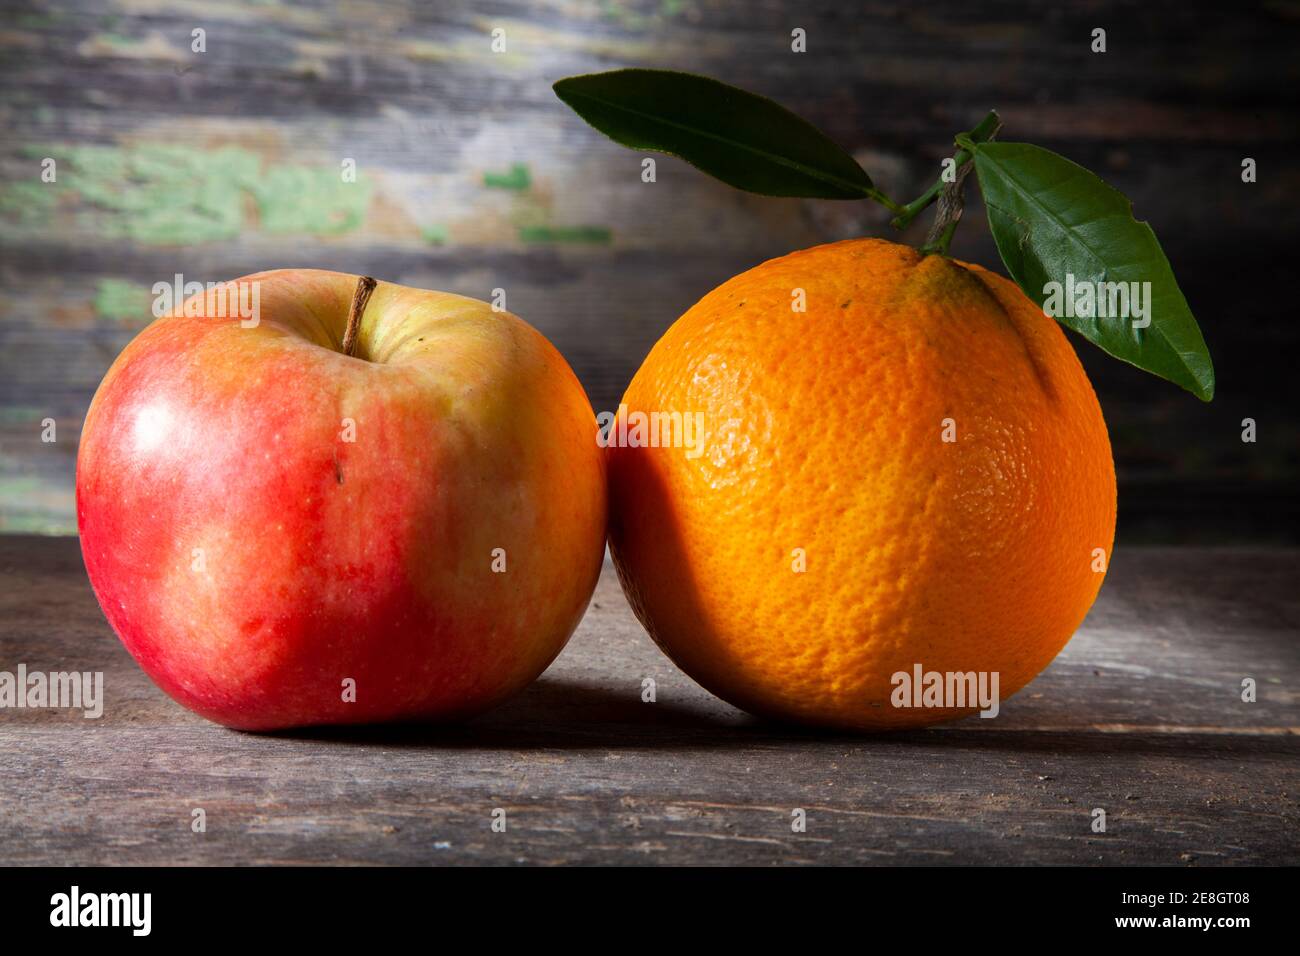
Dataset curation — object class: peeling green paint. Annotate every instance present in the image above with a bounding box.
[95,32,145,49]
[15,13,64,27]
[0,407,49,424]
[483,163,532,191]
[0,477,74,535]
[4,143,371,245]
[596,0,690,31]
[518,225,612,244]
[599,0,649,29]
[248,165,371,235]
[0,180,58,224]
[94,278,150,322]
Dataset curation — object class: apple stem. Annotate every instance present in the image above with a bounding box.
[341,276,378,358]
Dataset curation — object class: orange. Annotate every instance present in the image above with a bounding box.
[608,238,1116,729]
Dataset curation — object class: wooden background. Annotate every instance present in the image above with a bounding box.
[1,0,1297,539]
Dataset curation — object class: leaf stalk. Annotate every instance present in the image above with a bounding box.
[883,111,1001,232]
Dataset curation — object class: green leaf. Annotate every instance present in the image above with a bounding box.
[553,69,874,200]
[968,141,1214,401]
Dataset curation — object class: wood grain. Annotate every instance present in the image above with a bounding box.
[1,535,1296,865]
[1,1,1298,536]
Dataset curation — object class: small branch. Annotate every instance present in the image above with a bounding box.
[890,178,947,232]
[341,276,378,358]
[890,110,1001,232]
[865,186,906,216]
[920,159,976,256]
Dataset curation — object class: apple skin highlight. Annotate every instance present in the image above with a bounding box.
[76,270,607,731]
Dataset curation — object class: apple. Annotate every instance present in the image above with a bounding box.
[76,270,606,730]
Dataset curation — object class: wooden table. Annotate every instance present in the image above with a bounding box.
[1,535,1296,865]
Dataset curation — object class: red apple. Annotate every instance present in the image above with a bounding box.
[77,270,606,730]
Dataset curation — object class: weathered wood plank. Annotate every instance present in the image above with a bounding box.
[1,536,1296,865]
[1,1,1298,534]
